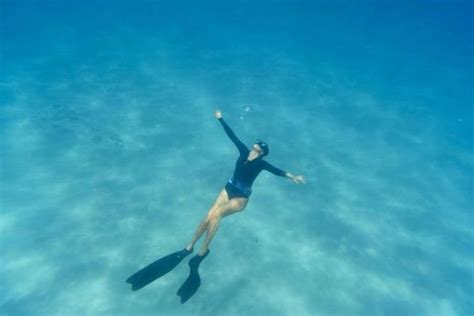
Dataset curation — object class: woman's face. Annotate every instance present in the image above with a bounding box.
[252,143,263,155]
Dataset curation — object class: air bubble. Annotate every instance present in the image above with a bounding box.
[240,104,254,120]
[243,105,253,112]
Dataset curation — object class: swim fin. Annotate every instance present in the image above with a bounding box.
[126,248,192,291]
[177,249,210,303]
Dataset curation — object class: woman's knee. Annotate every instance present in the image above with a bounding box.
[207,205,232,221]
[206,210,221,223]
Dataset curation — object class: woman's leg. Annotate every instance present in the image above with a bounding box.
[186,189,229,251]
[197,197,248,256]
[185,215,209,251]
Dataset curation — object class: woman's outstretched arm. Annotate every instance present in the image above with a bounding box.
[263,161,306,184]
[215,109,248,155]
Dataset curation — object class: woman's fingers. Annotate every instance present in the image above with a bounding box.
[294,175,306,184]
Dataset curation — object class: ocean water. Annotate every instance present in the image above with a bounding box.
[1,1,472,315]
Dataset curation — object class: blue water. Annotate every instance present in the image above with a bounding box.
[1,1,473,315]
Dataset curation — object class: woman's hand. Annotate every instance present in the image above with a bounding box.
[293,175,306,184]
[286,173,306,184]
[215,109,222,119]
[291,175,306,184]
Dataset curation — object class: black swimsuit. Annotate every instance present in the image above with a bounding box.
[218,118,286,199]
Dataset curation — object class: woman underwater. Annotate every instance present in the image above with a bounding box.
[184,109,306,260]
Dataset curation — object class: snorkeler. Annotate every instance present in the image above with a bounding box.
[127,109,305,301]
[184,109,306,259]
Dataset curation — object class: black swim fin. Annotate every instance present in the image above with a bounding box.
[177,249,210,303]
[126,248,192,291]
